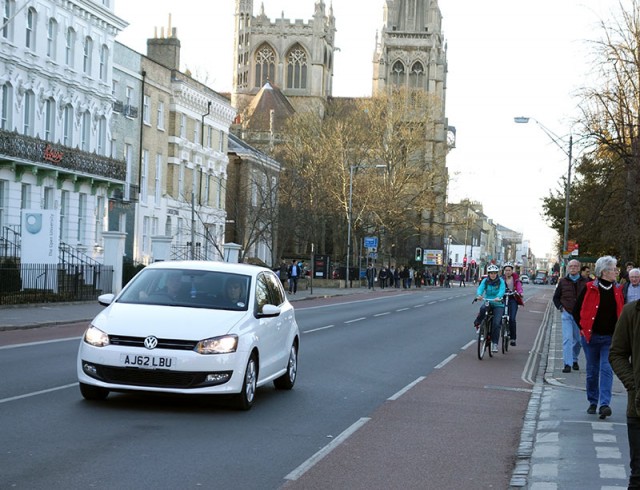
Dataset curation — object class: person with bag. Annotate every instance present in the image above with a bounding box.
[573,255,624,419]
[502,262,524,346]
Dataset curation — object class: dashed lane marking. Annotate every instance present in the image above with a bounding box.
[344,317,366,324]
[304,325,335,334]
[434,354,456,369]
[388,376,426,401]
[0,383,77,404]
[373,312,390,317]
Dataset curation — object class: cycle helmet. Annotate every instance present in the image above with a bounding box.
[502,262,514,269]
[487,264,499,273]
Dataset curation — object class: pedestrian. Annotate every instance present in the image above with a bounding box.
[610,298,640,488]
[279,259,289,287]
[393,266,400,288]
[552,259,588,374]
[624,268,640,304]
[581,265,591,280]
[378,267,388,289]
[288,259,301,294]
[502,262,523,346]
[573,255,624,419]
[459,267,466,287]
[366,263,377,290]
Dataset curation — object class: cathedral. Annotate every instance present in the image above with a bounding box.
[231,0,450,255]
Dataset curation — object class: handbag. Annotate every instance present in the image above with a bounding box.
[514,293,524,306]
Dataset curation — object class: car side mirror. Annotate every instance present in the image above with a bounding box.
[258,304,281,318]
[98,293,115,306]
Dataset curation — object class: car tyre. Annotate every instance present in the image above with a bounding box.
[235,354,257,411]
[79,382,109,401]
[274,342,298,390]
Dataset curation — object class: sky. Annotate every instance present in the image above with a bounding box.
[113,0,615,259]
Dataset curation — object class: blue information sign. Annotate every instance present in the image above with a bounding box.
[363,236,378,248]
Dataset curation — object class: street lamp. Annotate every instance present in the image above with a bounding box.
[346,164,387,288]
[514,116,573,267]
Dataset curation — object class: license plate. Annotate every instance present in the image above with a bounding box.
[120,354,176,369]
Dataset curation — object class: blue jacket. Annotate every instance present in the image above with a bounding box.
[476,277,506,308]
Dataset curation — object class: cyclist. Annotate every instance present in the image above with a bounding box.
[474,264,506,352]
[502,262,524,347]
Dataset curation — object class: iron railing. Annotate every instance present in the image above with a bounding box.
[0,262,113,305]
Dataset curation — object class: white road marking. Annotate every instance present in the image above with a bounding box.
[396,308,409,312]
[304,325,335,334]
[284,417,371,481]
[598,464,627,480]
[0,383,77,404]
[388,376,425,401]
[296,295,405,311]
[0,337,81,350]
[344,317,366,324]
[373,312,390,317]
[434,354,456,369]
[413,304,424,308]
[428,301,437,305]
[462,340,475,350]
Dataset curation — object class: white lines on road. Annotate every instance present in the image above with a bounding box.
[462,340,475,350]
[434,354,456,369]
[395,308,409,312]
[373,312,390,317]
[284,417,371,481]
[0,337,80,350]
[388,376,426,401]
[413,304,424,308]
[0,383,77,405]
[304,325,335,334]
[344,317,366,324]
[428,301,437,305]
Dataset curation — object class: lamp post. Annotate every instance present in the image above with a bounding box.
[514,117,573,268]
[346,164,387,288]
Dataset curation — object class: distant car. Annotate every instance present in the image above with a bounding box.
[77,261,300,410]
[520,275,530,284]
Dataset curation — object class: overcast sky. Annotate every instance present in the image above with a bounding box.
[114,0,615,258]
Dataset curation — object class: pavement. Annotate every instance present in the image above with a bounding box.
[0,285,633,488]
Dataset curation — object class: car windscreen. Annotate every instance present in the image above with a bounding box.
[117,269,251,311]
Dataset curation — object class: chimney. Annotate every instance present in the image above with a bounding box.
[146,14,181,70]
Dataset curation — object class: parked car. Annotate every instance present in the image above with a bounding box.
[77,261,300,410]
[520,274,530,284]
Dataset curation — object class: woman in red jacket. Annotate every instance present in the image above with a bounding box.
[573,255,624,419]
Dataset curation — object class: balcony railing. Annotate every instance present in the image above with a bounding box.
[0,129,126,181]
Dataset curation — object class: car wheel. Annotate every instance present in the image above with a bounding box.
[235,354,257,411]
[274,342,298,390]
[79,382,109,401]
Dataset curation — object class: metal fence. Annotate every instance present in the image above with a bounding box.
[0,263,113,305]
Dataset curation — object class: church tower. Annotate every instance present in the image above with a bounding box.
[373,0,450,254]
[373,0,447,98]
[231,1,336,116]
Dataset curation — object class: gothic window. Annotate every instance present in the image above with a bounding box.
[286,45,307,89]
[254,44,275,88]
[391,61,405,87]
[410,61,424,89]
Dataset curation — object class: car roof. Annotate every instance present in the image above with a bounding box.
[143,261,270,277]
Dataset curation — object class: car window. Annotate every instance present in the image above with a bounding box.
[264,272,285,306]
[117,269,250,311]
[254,274,270,314]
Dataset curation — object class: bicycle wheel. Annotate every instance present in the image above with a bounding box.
[477,321,486,360]
[501,318,510,354]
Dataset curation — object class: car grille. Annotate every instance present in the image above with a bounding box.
[87,363,232,389]
[109,335,198,351]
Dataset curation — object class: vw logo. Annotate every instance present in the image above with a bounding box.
[144,336,158,350]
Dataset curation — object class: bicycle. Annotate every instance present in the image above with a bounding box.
[473,298,494,360]
[499,292,513,354]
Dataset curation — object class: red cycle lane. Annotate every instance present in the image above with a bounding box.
[281,293,549,489]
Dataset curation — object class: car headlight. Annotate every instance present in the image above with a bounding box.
[195,335,238,355]
[83,326,110,347]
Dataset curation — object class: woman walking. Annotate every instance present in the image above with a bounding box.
[573,256,624,419]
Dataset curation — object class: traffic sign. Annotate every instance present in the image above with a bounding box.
[364,236,378,248]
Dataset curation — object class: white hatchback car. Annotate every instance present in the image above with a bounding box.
[77,261,300,410]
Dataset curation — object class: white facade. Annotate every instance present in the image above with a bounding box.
[0,0,127,259]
